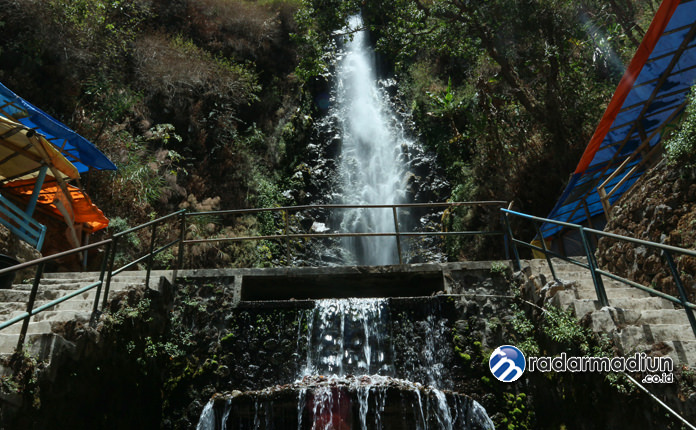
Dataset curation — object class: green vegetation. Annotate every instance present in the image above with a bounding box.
[665,89,696,169]
[490,261,509,277]
[292,0,655,259]
[0,0,305,266]
[499,392,535,430]
[0,0,662,264]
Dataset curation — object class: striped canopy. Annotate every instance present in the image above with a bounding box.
[0,82,116,173]
[542,0,696,237]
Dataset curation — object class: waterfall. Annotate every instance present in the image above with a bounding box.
[195,13,493,430]
[300,298,393,378]
[333,15,410,266]
[197,299,495,429]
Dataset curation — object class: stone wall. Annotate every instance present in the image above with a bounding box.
[596,162,696,303]
[2,262,694,429]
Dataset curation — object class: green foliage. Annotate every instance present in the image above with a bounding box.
[499,392,534,430]
[47,0,152,75]
[104,297,152,328]
[170,34,261,102]
[542,305,591,354]
[292,0,362,80]
[490,261,509,276]
[83,77,143,129]
[107,217,142,267]
[664,87,696,169]
[510,310,540,357]
[114,152,165,206]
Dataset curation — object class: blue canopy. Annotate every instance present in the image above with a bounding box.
[0,82,116,173]
[541,0,696,238]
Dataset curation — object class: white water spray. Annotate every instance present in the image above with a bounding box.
[333,15,411,266]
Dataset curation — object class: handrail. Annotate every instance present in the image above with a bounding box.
[0,201,507,353]
[0,210,186,352]
[0,238,112,276]
[502,208,696,339]
[112,209,186,238]
[185,201,508,265]
[190,201,508,216]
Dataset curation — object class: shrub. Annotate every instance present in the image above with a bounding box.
[664,87,696,169]
[133,33,260,107]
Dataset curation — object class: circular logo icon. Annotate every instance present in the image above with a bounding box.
[489,345,526,382]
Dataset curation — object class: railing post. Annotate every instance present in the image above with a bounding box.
[17,262,44,352]
[662,250,696,338]
[501,210,510,261]
[174,210,186,282]
[90,240,112,325]
[533,221,558,282]
[580,227,609,307]
[503,211,521,271]
[284,209,291,266]
[102,235,119,310]
[392,206,403,265]
[145,222,158,289]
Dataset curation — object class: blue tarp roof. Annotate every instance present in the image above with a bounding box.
[0,82,116,173]
[541,0,696,238]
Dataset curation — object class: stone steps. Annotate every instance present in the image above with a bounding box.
[0,270,165,360]
[614,326,696,356]
[0,299,95,314]
[0,333,78,376]
[527,259,696,367]
[626,309,693,326]
[4,309,92,324]
[553,295,674,318]
[575,286,654,300]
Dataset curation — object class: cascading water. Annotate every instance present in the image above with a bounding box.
[198,299,494,429]
[196,13,493,430]
[300,299,393,377]
[332,15,410,266]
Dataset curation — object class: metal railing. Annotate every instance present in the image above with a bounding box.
[0,194,46,250]
[0,209,186,351]
[184,201,508,265]
[502,208,696,338]
[0,201,507,351]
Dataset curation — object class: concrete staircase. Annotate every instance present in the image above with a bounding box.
[0,270,172,365]
[527,258,696,368]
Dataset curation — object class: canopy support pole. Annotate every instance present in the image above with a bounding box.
[24,165,47,218]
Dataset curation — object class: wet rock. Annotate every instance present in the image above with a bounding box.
[216,365,230,378]
[263,338,279,351]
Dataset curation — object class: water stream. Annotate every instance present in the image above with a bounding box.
[333,15,410,266]
[197,299,494,429]
[196,13,493,430]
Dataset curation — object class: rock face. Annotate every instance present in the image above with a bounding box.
[596,162,696,303]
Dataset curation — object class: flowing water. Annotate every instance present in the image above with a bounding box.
[300,298,393,377]
[196,13,493,430]
[197,299,494,429]
[332,15,410,266]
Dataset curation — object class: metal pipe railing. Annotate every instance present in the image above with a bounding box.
[0,210,186,350]
[0,202,506,351]
[184,201,507,267]
[502,208,696,338]
[188,201,508,217]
